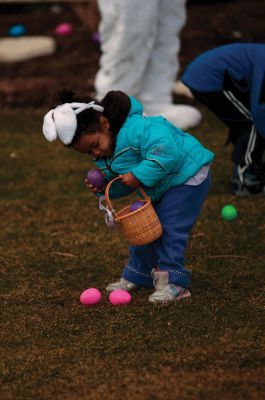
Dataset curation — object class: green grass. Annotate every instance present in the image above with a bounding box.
[0,108,265,400]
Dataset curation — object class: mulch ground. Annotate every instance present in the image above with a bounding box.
[0,0,265,107]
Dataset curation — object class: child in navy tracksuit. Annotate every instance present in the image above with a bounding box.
[42,90,214,303]
[181,43,265,195]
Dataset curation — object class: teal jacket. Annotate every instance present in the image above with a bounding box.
[95,97,214,202]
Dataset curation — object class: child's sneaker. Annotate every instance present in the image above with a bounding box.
[106,278,139,292]
[149,284,191,303]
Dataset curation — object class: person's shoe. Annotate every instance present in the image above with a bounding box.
[143,103,201,130]
[149,284,191,303]
[232,164,265,196]
[232,178,252,196]
[150,268,191,303]
[106,278,139,292]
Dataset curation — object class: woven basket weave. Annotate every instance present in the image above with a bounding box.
[105,177,162,246]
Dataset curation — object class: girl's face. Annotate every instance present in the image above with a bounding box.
[72,117,114,159]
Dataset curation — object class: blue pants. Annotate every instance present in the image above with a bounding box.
[122,171,211,288]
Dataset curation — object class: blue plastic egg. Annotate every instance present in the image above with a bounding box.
[9,24,26,37]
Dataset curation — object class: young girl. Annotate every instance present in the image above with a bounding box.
[43,90,214,303]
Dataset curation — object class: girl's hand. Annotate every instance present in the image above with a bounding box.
[119,172,141,188]
[84,179,106,193]
[85,170,106,193]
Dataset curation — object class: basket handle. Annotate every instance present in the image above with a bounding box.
[105,176,150,213]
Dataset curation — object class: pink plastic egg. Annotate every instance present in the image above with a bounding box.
[86,169,104,189]
[80,288,102,306]
[55,23,73,36]
[109,290,132,305]
[130,200,144,212]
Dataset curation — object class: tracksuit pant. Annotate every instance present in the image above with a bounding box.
[122,171,211,289]
[190,73,265,183]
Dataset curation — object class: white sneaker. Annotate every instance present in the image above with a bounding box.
[149,284,191,303]
[106,278,139,292]
[143,103,201,130]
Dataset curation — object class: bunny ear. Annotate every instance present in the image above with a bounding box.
[53,104,77,145]
[42,101,104,146]
[42,109,57,142]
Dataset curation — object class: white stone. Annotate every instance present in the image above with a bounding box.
[0,36,56,62]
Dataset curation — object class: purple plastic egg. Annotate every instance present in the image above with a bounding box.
[92,31,101,44]
[130,201,144,212]
[86,169,104,189]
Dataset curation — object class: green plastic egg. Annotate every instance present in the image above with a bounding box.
[221,204,238,221]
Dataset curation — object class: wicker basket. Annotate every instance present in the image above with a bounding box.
[105,176,162,246]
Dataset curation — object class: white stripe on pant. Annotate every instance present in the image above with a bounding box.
[223,90,257,183]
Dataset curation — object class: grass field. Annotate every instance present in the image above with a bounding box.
[1,108,265,400]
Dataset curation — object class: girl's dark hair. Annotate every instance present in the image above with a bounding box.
[52,89,131,146]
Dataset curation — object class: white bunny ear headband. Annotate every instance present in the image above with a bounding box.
[42,101,104,145]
